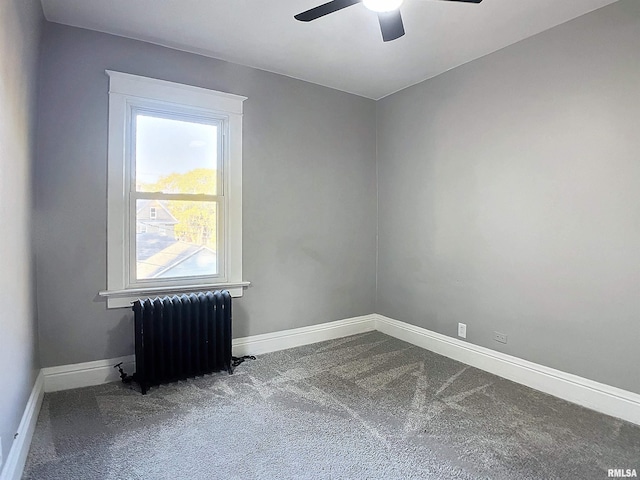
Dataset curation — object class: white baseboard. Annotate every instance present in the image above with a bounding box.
[36,313,640,427]
[0,372,44,480]
[40,315,377,393]
[42,355,135,393]
[232,314,377,356]
[375,314,640,426]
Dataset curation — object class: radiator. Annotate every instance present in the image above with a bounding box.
[132,291,232,394]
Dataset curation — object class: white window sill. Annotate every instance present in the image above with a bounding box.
[99,281,251,309]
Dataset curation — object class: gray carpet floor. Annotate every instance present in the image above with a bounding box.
[23,332,640,479]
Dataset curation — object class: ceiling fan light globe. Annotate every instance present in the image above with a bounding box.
[362,0,404,13]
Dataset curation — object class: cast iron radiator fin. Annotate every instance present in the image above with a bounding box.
[132,290,232,394]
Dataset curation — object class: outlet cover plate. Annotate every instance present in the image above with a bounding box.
[458,323,467,339]
[494,331,508,344]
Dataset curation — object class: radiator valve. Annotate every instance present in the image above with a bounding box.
[114,362,134,384]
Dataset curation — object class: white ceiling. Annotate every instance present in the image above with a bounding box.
[40,0,619,99]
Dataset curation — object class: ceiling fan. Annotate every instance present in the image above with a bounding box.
[295,0,483,42]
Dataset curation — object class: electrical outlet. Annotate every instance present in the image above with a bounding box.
[494,332,508,344]
[458,323,467,339]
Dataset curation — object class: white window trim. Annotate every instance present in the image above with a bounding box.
[99,71,249,308]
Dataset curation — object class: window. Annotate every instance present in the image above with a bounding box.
[100,71,248,308]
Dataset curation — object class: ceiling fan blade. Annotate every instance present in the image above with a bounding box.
[295,0,361,22]
[440,0,483,3]
[378,10,405,42]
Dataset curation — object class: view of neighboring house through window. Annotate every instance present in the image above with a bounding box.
[133,112,222,282]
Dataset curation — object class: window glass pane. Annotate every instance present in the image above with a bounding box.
[135,113,218,195]
[136,199,218,280]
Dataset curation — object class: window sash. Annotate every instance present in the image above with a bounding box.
[130,107,225,197]
[126,107,227,288]
[128,195,225,287]
[132,191,223,202]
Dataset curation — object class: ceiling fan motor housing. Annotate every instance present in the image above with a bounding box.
[363,0,404,13]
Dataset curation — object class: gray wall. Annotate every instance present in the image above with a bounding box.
[0,0,42,467]
[376,0,640,394]
[35,24,377,367]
